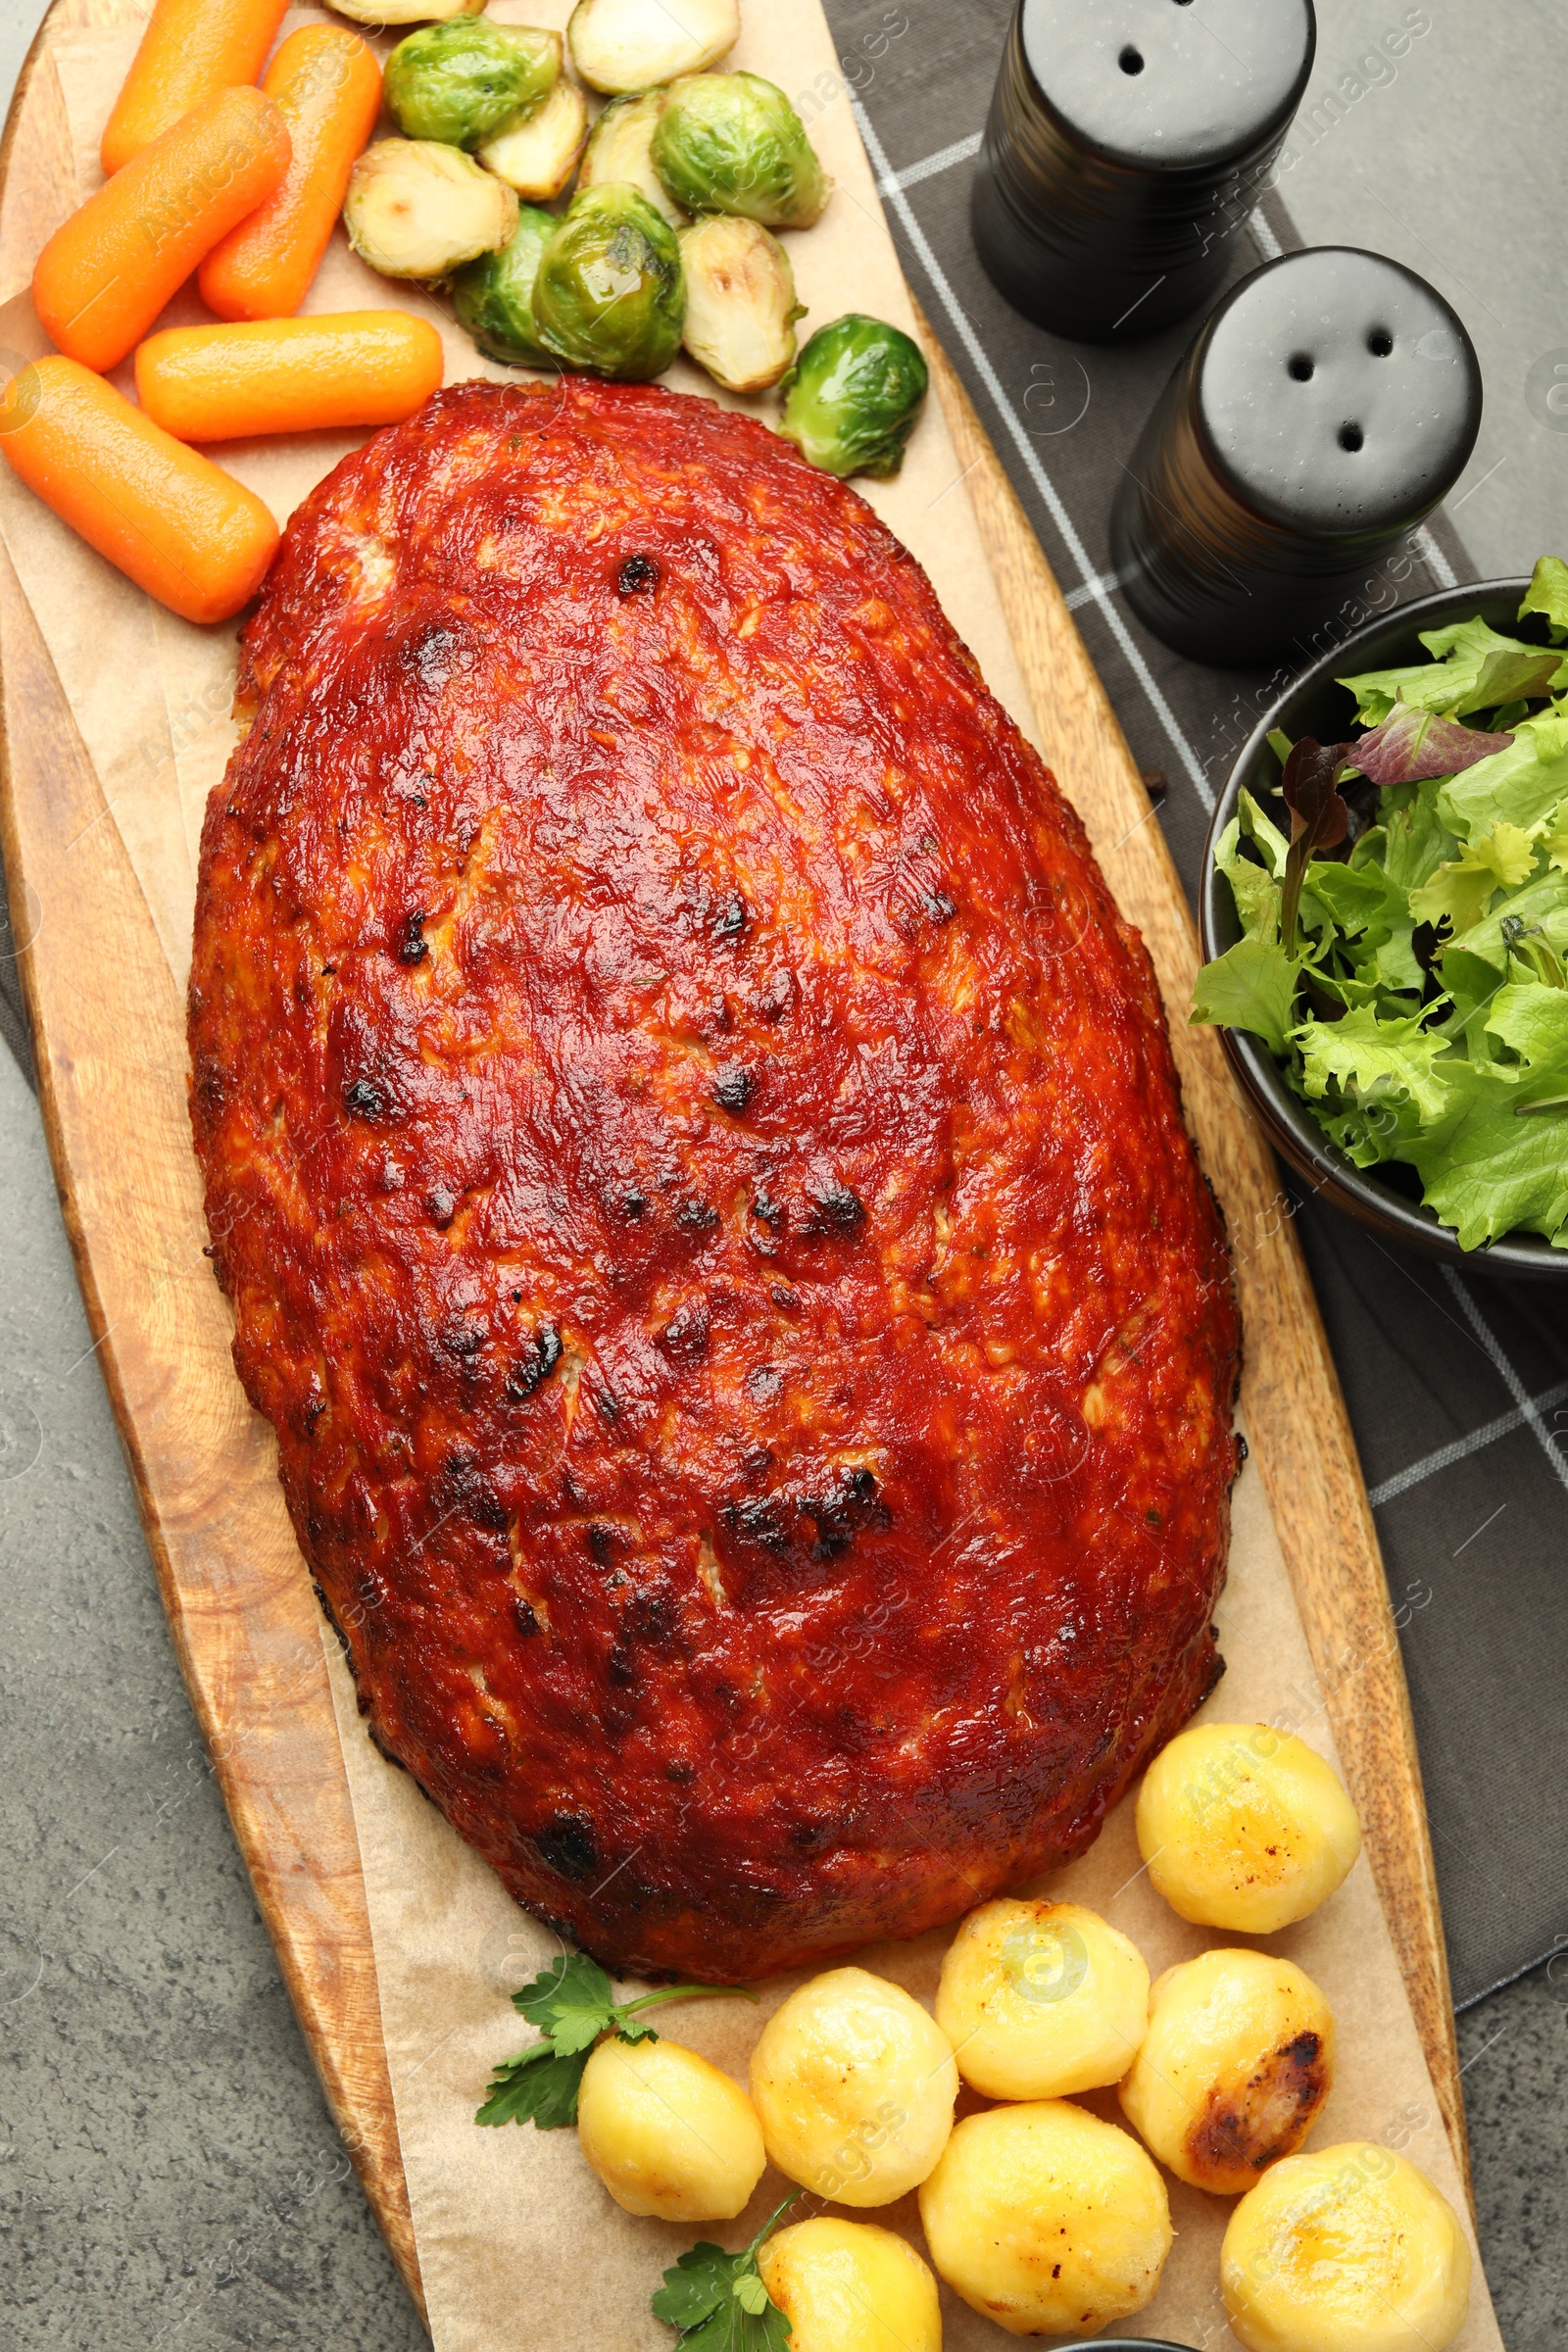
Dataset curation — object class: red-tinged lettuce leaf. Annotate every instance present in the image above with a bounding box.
[1280,737,1355,948]
[1352,702,1514,787]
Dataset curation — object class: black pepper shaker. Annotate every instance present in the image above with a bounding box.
[972,0,1315,343]
[1109,247,1483,667]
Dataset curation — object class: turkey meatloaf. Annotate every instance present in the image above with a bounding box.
[188,376,1241,1981]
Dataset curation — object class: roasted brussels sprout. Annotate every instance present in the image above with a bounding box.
[652,73,832,229]
[533,183,685,381]
[578,90,686,228]
[479,77,590,201]
[679,217,802,393]
[382,17,561,150]
[451,204,556,365]
[778,315,929,479]
[345,138,517,281]
[329,0,481,23]
[567,0,739,95]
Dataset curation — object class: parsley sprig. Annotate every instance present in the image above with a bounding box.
[475,1952,754,2130]
[652,2193,803,2352]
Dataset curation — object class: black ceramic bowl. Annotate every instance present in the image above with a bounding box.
[1200,578,1568,1280]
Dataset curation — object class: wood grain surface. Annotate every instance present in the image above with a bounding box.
[0,2,1466,2324]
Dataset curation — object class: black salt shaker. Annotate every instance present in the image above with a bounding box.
[972,0,1315,343]
[1109,247,1483,667]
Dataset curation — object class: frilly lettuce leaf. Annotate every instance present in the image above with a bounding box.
[1441,869,1568,975]
[1404,1058,1568,1249]
[1190,937,1301,1056]
[1340,617,1568,725]
[1518,555,1568,644]
[1372,777,1460,897]
[1292,1005,1454,1124]
[1484,979,1568,1070]
[1436,726,1568,846]
[1236,784,1291,879]
[1409,820,1542,934]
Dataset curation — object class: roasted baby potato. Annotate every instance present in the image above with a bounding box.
[1138,1722,1364,1934]
[1221,2142,1473,2351]
[533,183,685,380]
[749,1967,957,2207]
[452,204,556,365]
[919,2099,1172,2336]
[577,90,686,226]
[758,2218,941,2352]
[1119,1947,1335,2195]
[935,1897,1151,2101]
[344,139,518,281]
[479,77,590,201]
[576,2034,765,2221]
[679,217,802,392]
[779,316,929,480]
[652,73,832,228]
[382,18,561,150]
[567,0,739,96]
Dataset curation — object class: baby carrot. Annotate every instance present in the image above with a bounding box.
[0,357,278,626]
[101,0,290,177]
[135,313,445,441]
[33,86,291,374]
[199,26,383,321]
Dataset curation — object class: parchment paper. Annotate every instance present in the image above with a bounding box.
[0,9,1500,2347]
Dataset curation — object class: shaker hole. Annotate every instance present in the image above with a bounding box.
[1119,44,1146,73]
[1368,327,1395,357]
[1288,354,1314,382]
[1339,421,1365,453]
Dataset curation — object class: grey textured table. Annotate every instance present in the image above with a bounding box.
[1,3,1565,2348]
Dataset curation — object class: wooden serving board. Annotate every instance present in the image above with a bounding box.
[0,0,1467,2328]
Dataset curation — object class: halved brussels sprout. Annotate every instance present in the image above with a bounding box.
[329,0,481,23]
[779,315,929,479]
[479,77,590,200]
[345,138,518,281]
[451,204,556,365]
[534,183,685,381]
[567,0,739,96]
[679,217,802,393]
[577,89,685,228]
[383,18,561,150]
[652,73,831,229]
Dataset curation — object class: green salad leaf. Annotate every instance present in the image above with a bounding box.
[1518,554,1568,643]
[1192,938,1301,1056]
[1194,561,1568,1250]
[475,1953,755,2130]
[1340,615,1568,726]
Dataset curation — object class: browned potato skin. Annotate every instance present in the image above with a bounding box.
[1119,1948,1334,2196]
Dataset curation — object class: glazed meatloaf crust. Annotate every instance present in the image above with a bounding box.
[189,376,1240,1982]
